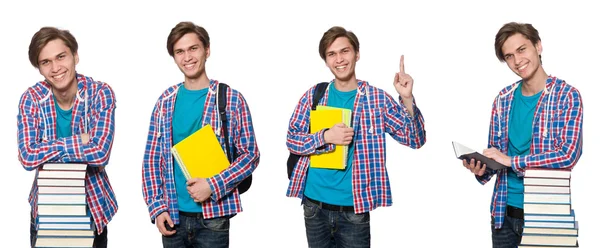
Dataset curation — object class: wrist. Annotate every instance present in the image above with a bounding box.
[322,128,330,143]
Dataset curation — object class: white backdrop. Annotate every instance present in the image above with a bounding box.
[1,0,598,247]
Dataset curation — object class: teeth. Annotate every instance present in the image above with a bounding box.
[53,73,65,80]
[336,66,346,69]
[184,63,195,69]
[518,63,527,71]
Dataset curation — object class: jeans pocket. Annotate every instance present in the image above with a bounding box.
[204,216,230,232]
[303,203,318,219]
[341,211,370,225]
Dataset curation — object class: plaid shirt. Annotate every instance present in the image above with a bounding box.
[142,80,259,224]
[17,73,118,234]
[477,76,583,229]
[286,80,426,214]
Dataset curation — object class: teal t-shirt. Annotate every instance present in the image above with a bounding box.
[53,95,72,138]
[304,83,356,206]
[507,83,542,209]
[172,86,209,212]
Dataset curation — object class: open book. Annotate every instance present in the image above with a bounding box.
[452,141,505,171]
[309,105,352,170]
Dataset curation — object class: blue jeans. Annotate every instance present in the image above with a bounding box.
[491,215,523,248]
[162,212,231,248]
[30,211,107,248]
[303,198,370,248]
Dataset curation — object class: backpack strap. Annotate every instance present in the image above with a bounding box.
[312,82,329,110]
[217,83,234,162]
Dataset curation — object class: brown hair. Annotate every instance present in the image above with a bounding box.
[494,22,542,62]
[28,27,78,68]
[319,26,360,60]
[167,22,210,57]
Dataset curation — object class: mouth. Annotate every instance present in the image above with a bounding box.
[184,62,197,70]
[517,63,528,73]
[335,65,347,71]
[52,72,66,81]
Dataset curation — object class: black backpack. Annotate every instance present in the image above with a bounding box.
[286,82,329,179]
[217,83,252,194]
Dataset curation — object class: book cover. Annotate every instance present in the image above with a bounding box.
[451,141,505,171]
[171,124,230,180]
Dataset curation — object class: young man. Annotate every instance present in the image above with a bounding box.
[141,21,260,248]
[463,22,583,247]
[17,27,118,248]
[285,26,426,247]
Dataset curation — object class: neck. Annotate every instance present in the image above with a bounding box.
[52,79,78,110]
[334,76,358,92]
[184,73,210,90]
[521,67,548,96]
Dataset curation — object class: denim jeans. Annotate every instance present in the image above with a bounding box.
[303,198,370,248]
[491,215,523,248]
[162,212,231,248]
[30,211,107,248]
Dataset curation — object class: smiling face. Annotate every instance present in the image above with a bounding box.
[325,37,360,83]
[37,39,79,92]
[172,32,210,81]
[501,33,543,81]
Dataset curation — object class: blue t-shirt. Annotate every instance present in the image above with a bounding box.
[172,86,209,212]
[304,83,356,206]
[507,83,542,209]
[53,95,72,138]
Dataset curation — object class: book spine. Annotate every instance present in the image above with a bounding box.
[171,148,191,180]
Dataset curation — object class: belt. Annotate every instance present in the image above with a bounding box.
[179,211,203,218]
[305,196,354,212]
[506,205,524,219]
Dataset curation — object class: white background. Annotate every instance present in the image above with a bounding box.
[1,0,598,247]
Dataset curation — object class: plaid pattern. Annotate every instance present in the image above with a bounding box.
[286,80,426,214]
[477,76,583,229]
[17,73,118,234]
[142,80,259,224]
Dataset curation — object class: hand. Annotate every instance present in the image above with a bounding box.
[393,55,414,100]
[155,211,176,236]
[187,178,212,202]
[463,158,487,176]
[323,123,354,145]
[81,133,90,145]
[482,148,511,167]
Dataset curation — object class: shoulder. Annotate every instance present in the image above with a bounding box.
[20,80,50,103]
[155,83,182,102]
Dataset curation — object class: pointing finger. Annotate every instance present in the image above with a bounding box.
[400,55,405,74]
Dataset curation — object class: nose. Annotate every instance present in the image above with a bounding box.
[335,53,344,63]
[51,61,60,73]
[184,51,193,61]
[514,53,524,66]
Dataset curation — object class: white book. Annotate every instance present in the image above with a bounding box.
[38,194,86,205]
[42,163,87,171]
[38,186,86,194]
[37,179,85,187]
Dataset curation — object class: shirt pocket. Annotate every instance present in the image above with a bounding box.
[360,108,384,136]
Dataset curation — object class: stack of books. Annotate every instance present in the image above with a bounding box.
[519,168,579,248]
[34,163,94,248]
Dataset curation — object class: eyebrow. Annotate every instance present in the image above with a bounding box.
[38,51,68,64]
[175,44,201,51]
[327,46,351,54]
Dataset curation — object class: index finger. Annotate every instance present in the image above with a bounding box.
[399,55,405,74]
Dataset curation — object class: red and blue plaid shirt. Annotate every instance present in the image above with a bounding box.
[142,80,259,224]
[17,73,118,234]
[286,80,426,213]
[477,76,583,229]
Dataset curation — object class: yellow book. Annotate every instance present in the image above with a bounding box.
[309,105,352,170]
[171,124,230,180]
